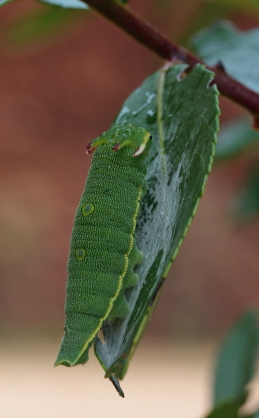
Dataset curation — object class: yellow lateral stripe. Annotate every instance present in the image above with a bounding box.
[72,185,144,365]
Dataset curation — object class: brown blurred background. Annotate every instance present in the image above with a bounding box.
[1,1,259,416]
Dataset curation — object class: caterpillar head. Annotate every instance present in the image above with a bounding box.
[85,125,151,156]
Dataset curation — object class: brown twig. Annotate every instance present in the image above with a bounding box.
[84,0,259,128]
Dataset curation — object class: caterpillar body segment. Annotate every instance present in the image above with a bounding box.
[55,125,151,367]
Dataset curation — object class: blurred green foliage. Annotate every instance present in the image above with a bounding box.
[214,311,259,406]
[191,20,259,93]
[3,4,86,50]
[207,0,259,13]
[205,311,259,418]
[216,118,259,160]
[0,0,12,5]
[232,167,259,222]
[40,0,89,9]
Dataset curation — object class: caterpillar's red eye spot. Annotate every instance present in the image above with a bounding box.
[88,147,97,155]
[112,143,120,152]
[85,141,92,153]
[85,141,97,155]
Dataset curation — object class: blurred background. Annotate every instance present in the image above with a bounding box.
[1,0,259,416]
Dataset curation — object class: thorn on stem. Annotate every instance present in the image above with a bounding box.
[215,60,226,72]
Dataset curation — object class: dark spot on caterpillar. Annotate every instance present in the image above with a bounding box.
[81,203,95,217]
[75,248,86,262]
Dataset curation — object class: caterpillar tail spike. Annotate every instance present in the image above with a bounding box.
[109,375,125,398]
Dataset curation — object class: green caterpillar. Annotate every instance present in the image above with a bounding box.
[55,125,151,369]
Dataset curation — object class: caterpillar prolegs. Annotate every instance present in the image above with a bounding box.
[55,125,151,369]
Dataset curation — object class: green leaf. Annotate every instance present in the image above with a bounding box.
[232,166,259,221]
[205,0,259,13]
[190,20,259,93]
[0,0,12,6]
[5,6,83,49]
[205,401,259,418]
[39,0,127,8]
[216,117,259,160]
[205,398,258,418]
[214,311,259,407]
[94,64,220,385]
[205,400,242,418]
[39,0,89,9]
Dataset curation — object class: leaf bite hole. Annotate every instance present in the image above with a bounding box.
[176,65,188,81]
